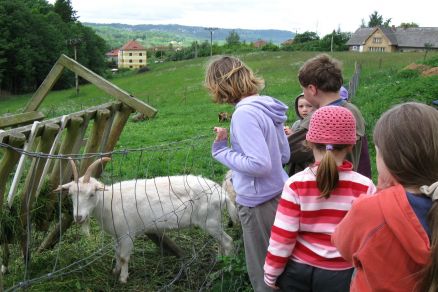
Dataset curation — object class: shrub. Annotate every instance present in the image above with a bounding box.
[422,55,438,67]
[397,69,420,79]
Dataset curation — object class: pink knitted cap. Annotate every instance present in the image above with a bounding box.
[306,106,356,145]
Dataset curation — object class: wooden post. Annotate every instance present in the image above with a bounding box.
[18,124,59,266]
[0,111,45,129]
[19,124,60,218]
[104,103,133,152]
[49,116,84,186]
[24,63,65,112]
[79,109,111,176]
[58,55,157,117]
[0,133,26,213]
[42,117,84,230]
[37,214,73,253]
[98,102,121,153]
[94,103,133,178]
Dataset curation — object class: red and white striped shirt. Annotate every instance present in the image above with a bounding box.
[264,161,376,286]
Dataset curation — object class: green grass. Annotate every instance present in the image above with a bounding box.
[1,51,438,291]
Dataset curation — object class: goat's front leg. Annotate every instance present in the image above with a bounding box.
[204,216,234,256]
[115,237,134,283]
[1,242,10,274]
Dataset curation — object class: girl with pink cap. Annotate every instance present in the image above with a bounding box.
[264,106,376,291]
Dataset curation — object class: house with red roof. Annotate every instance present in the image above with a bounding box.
[117,40,147,69]
[105,48,119,65]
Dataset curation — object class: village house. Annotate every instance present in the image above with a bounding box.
[117,40,147,69]
[105,48,119,65]
[281,39,294,46]
[253,39,267,48]
[347,26,438,52]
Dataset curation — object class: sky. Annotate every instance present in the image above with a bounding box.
[48,0,436,36]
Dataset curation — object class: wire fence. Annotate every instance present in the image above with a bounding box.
[0,134,246,291]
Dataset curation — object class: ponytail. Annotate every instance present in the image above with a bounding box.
[316,149,339,199]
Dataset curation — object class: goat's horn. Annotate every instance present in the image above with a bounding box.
[83,157,111,183]
[68,157,79,183]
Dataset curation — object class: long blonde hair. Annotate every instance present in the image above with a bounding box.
[204,56,264,104]
[310,143,351,199]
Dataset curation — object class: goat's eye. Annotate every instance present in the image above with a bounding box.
[89,193,95,198]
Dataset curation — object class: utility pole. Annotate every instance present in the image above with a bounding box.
[67,38,82,95]
[205,27,218,57]
[331,30,335,53]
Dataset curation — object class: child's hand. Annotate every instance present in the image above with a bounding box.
[213,127,228,141]
[284,126,292,136]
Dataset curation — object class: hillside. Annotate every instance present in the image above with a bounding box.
[1,51,438,291]
[85,23,294,48]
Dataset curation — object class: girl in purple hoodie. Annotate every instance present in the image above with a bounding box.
[205,56,290,292]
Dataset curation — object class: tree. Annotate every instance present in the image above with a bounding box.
[226,30,240,46]
[293,31,319,44]
[399,22,419,29]
[0,0,107,94]
[367,11,391,27]
[54,0,77,23]
[424,42,433,61]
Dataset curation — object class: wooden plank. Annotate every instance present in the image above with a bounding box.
[24,63,65,112]
[19,123,59,232]
[0,101,117,143]
[58,55,157,118]
[0,133,26,214]
[79,109,111,175]
[49,116,84,186]
[0,111,45,129]
[94,103,134,178]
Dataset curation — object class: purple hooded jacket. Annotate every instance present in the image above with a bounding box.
[212,95,290,207]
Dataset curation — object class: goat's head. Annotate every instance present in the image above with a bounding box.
[54,157,110,224]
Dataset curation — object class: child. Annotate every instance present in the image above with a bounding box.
[264,106,376,291]
[284,93,313,136]
[333,102,438,292]
[206,56,290,292]
[339,86,349,101]
[286,54,372,179]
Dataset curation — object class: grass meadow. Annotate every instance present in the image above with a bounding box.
[1,51,438,291]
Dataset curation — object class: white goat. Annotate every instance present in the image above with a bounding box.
[55,158,237,283]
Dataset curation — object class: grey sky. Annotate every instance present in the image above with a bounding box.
[48,0,436,36]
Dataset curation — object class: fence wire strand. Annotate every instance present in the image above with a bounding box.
[0,133,243,291]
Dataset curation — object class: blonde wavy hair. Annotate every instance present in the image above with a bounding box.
[204,56,264,104]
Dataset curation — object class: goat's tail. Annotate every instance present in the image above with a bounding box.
[224,190,239,225]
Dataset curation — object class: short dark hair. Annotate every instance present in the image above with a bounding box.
[298,54,343,92]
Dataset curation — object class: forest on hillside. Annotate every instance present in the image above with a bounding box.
[0,0,108,95]
[85,23,295,48]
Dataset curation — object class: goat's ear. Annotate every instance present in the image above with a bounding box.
[95,182,108,192]
[53,182,72,194]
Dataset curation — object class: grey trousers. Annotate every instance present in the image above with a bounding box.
[237,196,280,292]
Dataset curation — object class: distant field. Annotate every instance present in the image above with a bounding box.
[1,51,438,291]
[1,50,438,179]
